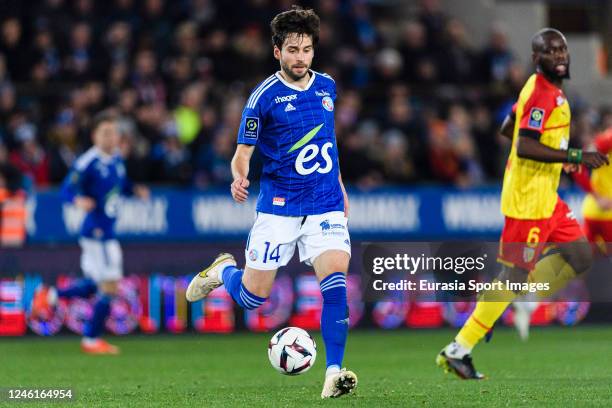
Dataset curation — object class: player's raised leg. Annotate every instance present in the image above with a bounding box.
[312,250,357,399]
[31,278,96,322]
[186,253,276,311]
[187,212,297,308]
[185,253,237,302]
[33,276,96,305]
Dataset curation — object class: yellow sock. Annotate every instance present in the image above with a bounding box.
[456,280,517,350]
[455,254,577,350]
[529,253,577,299]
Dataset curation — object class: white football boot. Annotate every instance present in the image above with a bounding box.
[321,368,358,399]
[185,253,236,302]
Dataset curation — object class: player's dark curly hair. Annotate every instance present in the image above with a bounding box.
[270,6,320,49]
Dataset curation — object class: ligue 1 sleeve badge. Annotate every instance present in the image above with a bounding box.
[322,96,334,112]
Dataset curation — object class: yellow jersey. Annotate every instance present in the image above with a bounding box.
[582,129,612,220]
[501,73,571,219]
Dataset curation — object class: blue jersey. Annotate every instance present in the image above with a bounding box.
[61,147,132,240]
[237,70,343,216]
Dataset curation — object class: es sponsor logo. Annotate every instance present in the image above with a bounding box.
[288,124,335,176]
[295,142,333,175]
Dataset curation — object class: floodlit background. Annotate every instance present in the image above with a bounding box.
[2,1,612,406]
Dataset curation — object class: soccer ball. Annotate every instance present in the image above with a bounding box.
[268,327,317,375]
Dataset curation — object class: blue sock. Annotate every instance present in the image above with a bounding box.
[320,272,349,370]
[57,278,97,299]
[222,265,266,310]
[83,294,112,338]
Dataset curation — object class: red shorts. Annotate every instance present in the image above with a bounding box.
[583,218,612,255]
[499,198,583,270]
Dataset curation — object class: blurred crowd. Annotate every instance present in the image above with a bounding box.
[0,0,611,193]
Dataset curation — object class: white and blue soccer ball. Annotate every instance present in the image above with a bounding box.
[268,327,317,375]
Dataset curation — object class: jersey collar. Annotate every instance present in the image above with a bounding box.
[536,72,563,93]
[275,70,316,92]
[93,146,117,164]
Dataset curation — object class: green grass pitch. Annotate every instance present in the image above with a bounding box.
[1,326,611,407]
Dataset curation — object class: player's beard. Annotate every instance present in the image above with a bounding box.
[281,60,310,82]
[539,59,571,81]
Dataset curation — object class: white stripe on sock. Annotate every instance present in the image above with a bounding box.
[321,282,347,293]
[320,276,346,291]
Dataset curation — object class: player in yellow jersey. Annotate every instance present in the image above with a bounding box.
[510,127,612,341]
[436,28,609,379]
[577,128,612,254]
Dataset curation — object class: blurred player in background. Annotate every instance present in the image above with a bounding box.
[185,7,356,398]
[436,28,609,379]
[32,110,149,354]
[576,128,612,254]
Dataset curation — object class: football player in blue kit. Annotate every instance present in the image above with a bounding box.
[186,7,357,399]
[33,110,149,354]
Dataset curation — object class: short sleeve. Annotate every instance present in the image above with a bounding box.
[517,87,555,140]
[237,105,262,146]
[237,76,277,145]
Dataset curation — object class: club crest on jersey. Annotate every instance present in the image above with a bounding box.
[528,107,545,129]
[322,96,334,112]
[523,246,535,263]
[244,117,259,139]
[556,96,565,106]
[272,197,285,207]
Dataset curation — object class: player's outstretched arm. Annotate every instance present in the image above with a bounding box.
[231,144,255,203]
[516,136,609,168]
